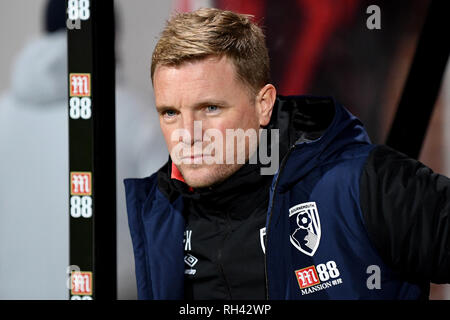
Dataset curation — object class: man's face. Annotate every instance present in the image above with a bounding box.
[153,55,271,188]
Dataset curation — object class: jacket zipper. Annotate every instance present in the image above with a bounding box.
[264,144,296,300]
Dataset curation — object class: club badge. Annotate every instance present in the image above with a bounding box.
[289,202,321,256]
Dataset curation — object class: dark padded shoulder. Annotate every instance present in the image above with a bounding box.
[360,145,450,285]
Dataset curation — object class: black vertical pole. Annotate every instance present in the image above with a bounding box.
[386,0,450,159]
[67,0,116,300]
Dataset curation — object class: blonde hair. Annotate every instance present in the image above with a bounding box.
[151,8,270,95]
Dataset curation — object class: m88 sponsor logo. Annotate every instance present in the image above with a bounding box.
[69,73,92,120]
[67,266,93,300]
[71,271,93,300]
[70,172,92,218]
[295,260,343,295]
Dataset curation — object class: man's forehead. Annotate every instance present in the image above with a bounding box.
[153,56,243,106]
[154,55,235,81]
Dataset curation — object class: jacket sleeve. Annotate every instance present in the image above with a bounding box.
[360,145,450,284]
[124,175,158,300]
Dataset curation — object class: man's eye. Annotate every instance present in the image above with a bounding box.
[164,110,177,117]
[206,105,219,113]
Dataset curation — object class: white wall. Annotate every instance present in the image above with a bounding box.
[115,0,173,104]
[115,0,173,299]
[0,0,47,93]
[0,0,173,300]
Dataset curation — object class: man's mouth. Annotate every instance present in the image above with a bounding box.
[181,154,203,159]
[180,154,214,163]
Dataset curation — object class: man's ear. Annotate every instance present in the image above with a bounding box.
[256,84,277,127]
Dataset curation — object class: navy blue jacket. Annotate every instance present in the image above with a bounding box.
[125,96,450,299]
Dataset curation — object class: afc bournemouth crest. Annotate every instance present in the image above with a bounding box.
[289,202,321,256]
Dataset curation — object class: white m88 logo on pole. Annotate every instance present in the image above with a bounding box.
[71,75,89,96]
[68,0,90,20]
[70,172,93,218]
[70,97,92,119]
[70,196,92,218]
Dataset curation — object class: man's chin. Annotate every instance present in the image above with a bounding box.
[178,163,240,189]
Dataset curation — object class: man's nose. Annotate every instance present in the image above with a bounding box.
[181,114,202,145]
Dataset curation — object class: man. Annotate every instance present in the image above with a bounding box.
[125,8,450,299]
